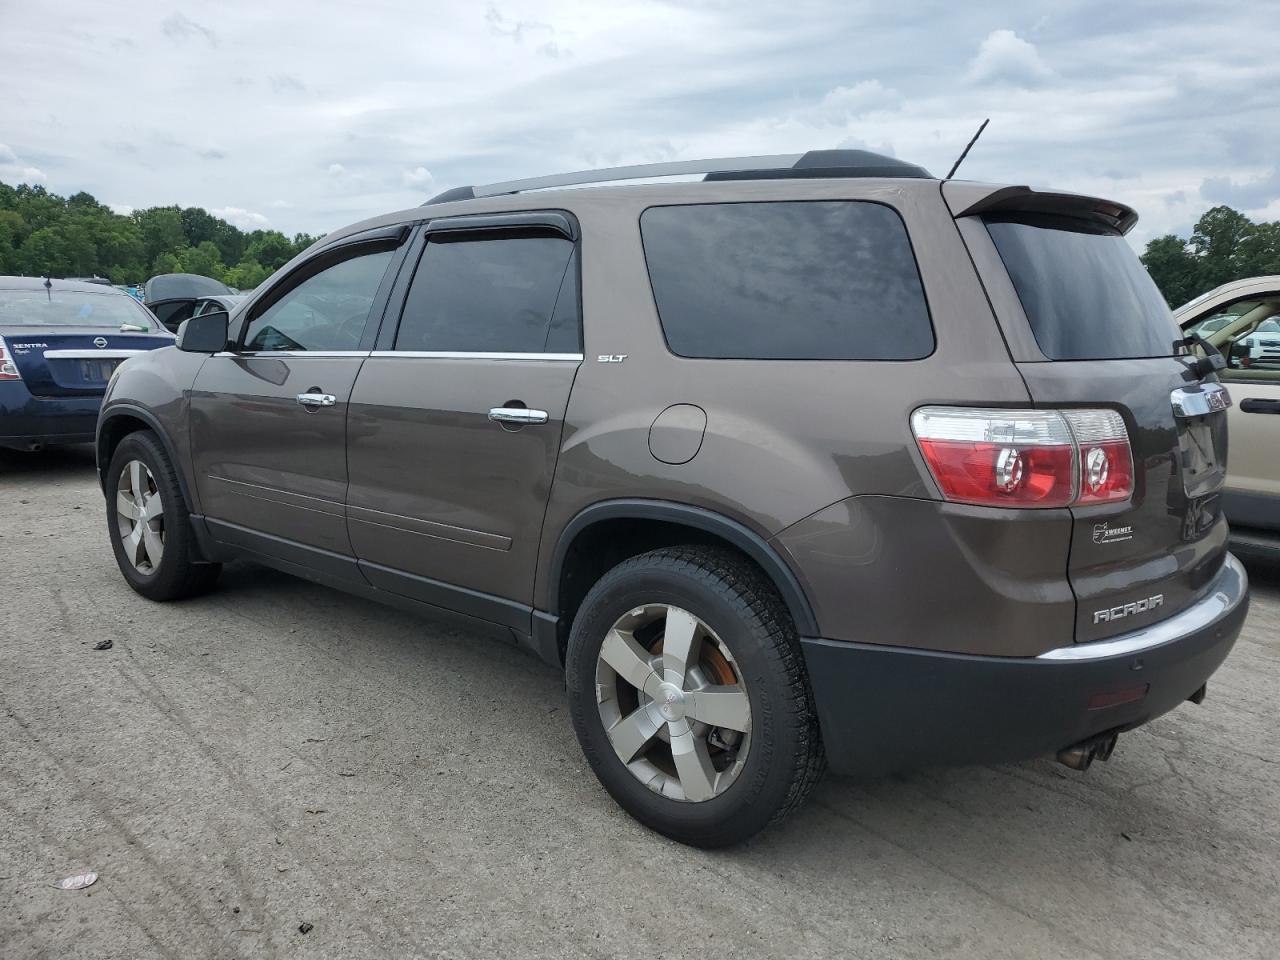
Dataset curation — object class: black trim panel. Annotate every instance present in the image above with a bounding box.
[424,210,578,241]
[802,561,1247,777]
[205,517,363,582]
[357,559,533,633]
[549,499,819,636]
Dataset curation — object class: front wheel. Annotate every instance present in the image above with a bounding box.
[566,546,825,847]
[106,430,221,601]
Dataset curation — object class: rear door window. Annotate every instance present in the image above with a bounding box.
[985,216,1180,360]
[639,201,934,360]
[394,233,578,353]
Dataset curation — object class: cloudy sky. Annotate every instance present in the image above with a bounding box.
[1,0,1276,247]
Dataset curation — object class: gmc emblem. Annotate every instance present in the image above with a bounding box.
[1093,594,1164,624]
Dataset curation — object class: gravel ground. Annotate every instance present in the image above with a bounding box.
[2,444,1278,960]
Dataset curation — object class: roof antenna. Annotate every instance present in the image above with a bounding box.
[945,118,990,180]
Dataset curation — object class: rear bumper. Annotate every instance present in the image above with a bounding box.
[801,553,1249,778]
[0,381,101,449]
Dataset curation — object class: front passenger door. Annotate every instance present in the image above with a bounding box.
[190,233,405,576]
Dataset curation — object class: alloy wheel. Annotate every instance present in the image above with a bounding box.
[115,459,165,574]
[595,604,752,802]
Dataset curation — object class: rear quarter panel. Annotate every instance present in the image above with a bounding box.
[532,179,1033,618]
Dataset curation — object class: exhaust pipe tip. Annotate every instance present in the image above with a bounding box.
[1056,733,1118,771]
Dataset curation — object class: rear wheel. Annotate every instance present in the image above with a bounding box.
[566,546,824,847]
[106,431,221,601]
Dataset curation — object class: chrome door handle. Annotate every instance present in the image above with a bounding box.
[488,407,549,425]
[297,392,337,407]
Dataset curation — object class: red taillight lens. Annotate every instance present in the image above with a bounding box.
[915,439,1076,507]
[0,336,22,381]
[1064,410,1133,505]
[912,407,1133,509]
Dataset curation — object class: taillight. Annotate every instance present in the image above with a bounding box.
[0,336,22,381]
[1063,409,1133,505]
[911,407,1133,508]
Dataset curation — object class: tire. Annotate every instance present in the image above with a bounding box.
[566,545,825,847]
[106,430,221,601]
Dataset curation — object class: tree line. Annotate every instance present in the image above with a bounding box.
[1140,206,1280,308]
[3,178,1278,305]
[0,181,321,291]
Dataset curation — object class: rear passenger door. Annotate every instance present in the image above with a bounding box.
[345,212,582,626]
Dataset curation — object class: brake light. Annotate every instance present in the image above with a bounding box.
[0,336,22,381]
[911,407,1133,508]
[1065,410,1133,505]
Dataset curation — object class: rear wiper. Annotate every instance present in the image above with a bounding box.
[1176,333,1227,380]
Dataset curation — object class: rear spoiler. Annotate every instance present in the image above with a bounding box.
[942,182,1138,235]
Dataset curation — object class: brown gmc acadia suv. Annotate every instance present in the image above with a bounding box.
[97,151,1249,847]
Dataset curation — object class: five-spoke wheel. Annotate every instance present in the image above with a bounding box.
[596,603,752,802]
[567,546,825,847]
[115,459,165,574]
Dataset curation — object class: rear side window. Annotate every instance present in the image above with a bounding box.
[986,216,1180,360]
[394,233,578,353]
[640,201,933,360]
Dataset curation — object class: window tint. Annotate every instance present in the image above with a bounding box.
[640,201,933,360]
[243,248,394,352]
[986,216,1180,360]
[395,234,577,353]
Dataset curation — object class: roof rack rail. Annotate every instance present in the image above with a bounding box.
[423,149,932,205]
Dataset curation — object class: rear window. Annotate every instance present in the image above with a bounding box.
[0,289,155,329]
[640,201,934,360]
[986,216,1180,360]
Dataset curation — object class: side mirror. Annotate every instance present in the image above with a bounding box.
[176,310,230,353]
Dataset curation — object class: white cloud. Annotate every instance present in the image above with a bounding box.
[402,166,434,187]
[210,206,270,229]
[0,142,47,183]
[966,29,1054,86]
[0,1,1275,247]
[108,203,133,216]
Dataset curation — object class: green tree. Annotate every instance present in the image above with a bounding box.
[1140,235,1201,308]
[134,206,187,265]
[243,230,295,270]
[224,258,270,290]
[150,251,183,276]
[1142,205,1280,306]
[178,240,227,281]
[0,176,319,287]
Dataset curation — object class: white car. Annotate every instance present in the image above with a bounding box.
[1176,276,1280,558]
[1238,317,1280,364]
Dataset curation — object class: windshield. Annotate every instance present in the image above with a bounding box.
[986,215,1180,360]
[0,289,154,329]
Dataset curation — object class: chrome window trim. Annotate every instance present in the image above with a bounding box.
[212,350,370,358]
[369,351,583,361]
[1037,554,1246,661]
[44,349,150,360]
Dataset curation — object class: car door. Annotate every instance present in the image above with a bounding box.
[190,228,408,577]
[1179,288,1280,534]
[345,212,582,628]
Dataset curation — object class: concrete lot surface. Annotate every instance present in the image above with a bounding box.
[2,445,1278,960]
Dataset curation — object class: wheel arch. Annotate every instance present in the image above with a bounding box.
[96,405,196,513]
[544,499,819,662]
